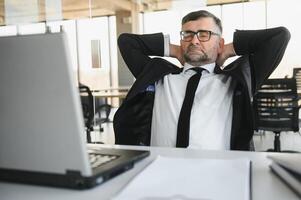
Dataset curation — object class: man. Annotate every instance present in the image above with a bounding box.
[114,10,290,150]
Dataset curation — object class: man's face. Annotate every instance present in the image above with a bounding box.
[180,17,224,66]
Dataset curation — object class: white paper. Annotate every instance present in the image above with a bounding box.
[113,156,251,200]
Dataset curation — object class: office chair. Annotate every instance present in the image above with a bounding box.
[79,84,94,143]
[78,84,112,143]
[94,98,112,124]
[253,78,300,152]
[293,68,301,106]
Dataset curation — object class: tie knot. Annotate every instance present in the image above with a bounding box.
[189,67,205,75]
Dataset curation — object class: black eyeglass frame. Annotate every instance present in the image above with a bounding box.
[180,30,221,42]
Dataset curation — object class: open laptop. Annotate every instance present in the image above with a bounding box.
[0,32,149,189]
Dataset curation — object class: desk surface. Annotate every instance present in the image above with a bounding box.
[0,145,299,200]
[92,91,128,98]
[92,86,131,92]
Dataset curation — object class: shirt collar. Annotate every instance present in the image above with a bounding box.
[183,62,215,74]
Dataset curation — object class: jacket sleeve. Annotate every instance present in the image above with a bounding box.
[233,27,291,92]
[118,33,165,78]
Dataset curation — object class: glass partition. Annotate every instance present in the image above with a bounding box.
[4,0,40,25]
[0,0,301,84]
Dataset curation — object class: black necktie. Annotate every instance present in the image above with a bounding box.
[176,67,205,148]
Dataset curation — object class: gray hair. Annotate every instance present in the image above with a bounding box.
[182,10,222,33]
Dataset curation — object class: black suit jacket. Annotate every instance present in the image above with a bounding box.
[114,27,290,150]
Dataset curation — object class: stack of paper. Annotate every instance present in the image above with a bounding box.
[113,156,251,200]
[268,154,301,197]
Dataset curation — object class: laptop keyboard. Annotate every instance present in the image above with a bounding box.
[89,152,120,169]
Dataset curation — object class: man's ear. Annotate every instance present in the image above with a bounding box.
[180,39,184,48]
[218,38,225,54]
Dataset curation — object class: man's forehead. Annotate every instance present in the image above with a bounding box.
[182,17,216,29]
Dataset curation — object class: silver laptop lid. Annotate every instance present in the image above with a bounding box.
[0,33,92,176]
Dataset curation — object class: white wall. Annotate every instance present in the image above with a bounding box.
[267,0,301,78]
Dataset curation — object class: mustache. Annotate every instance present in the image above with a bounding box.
[187,44,203,52]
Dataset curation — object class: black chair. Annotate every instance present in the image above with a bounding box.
[79,84,94,143]
[78,84,112,143]
[253,78,300,152]
[94,97,112,124]
[293,68,301,106]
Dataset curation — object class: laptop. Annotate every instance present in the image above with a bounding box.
[0,32,149,189]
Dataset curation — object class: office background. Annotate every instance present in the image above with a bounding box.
[0,0,300,90]
[0,0,300,151]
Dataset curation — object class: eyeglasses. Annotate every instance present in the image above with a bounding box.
[180,30,220,42]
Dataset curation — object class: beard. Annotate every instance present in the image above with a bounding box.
[183,45,210,66]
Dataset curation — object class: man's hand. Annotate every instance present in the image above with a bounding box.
[170,44,185,65]
[216,43,236,67]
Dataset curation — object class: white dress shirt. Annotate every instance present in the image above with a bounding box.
[150,36,237,150]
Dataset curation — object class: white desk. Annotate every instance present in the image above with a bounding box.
[92,91,128,109]
[0,145,299,200]
[92,86,131,92]
[92,91,128,99]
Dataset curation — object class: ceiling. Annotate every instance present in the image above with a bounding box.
[0,0,250,25]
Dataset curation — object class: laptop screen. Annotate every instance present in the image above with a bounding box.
[0,33,92,176]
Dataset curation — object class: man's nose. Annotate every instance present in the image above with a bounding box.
[191,34,200,45]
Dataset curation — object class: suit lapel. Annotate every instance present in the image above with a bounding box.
[214,55,250,85]
[126,58,182,101]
